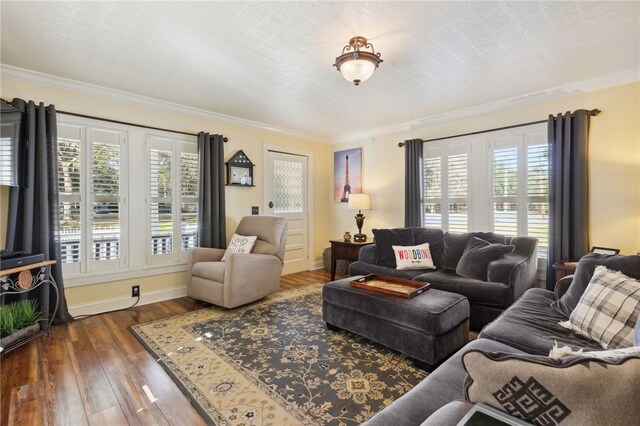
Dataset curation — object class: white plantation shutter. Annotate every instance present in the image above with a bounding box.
[527,142,550,257]
[447,153,469,233]
[179,148,198,254]
[90,129,123,267]
[149,147,174,257]
[57,124,127,276]
[423,156,442,228]
[58,125,83,270]
[423,144,470,232]
[492,146,518,236]
[146,138,198,264]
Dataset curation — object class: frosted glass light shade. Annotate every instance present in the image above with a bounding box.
[339,59,376,85]
[348,193,372,211]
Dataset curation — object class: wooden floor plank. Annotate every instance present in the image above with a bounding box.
[87,404,130,426]
[42,326,89,426]
[65,324,120,415]
[0,269,330,425]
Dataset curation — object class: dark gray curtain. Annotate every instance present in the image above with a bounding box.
[197,132,226,248]
[404,139,424,227]
[6,98,73,325]
[547,110,591,289]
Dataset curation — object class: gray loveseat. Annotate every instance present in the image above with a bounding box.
[362,253,640,426]
[349,228,539,329]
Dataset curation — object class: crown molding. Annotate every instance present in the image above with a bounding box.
[0,64,329,143]
[332,68,640,144]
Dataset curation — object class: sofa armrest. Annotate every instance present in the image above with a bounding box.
[358,244,378,264]
[189,247,225,271]
[487,253,537,299]
[554,275,574,300]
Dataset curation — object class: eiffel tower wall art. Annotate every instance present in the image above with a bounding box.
[334,148,362,203]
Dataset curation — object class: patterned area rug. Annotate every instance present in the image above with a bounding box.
[130,284,428,425]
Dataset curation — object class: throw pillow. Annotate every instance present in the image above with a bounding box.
[372,228,414,268]
[392,243,436,270]
[462,349,640,426]
[443,232,507,271]
[559,266,640,349]
[455,237,514,281]
[221,234,258,261]
[552,253,640,317]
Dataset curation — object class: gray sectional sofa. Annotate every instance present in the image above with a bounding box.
[349,228,539,329]
[361,253,640,425]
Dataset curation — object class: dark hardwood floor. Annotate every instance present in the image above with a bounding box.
[1,269,334,426]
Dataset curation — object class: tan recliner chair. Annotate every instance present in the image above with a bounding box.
[188,215,288,308]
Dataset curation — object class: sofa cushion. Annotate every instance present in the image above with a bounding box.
[456,237,514,281]
[462,350,640,426]
[414,270,513,308]
[192,261,225,283]
[372,228,414,267]
[349,260,435,280]
[443,232,506,271]
[559,266,640,349]
[393,243,436,270]
[361,338,525,426]
[412,227,445,269]
[552,253,640,317]
[479,288,602,355]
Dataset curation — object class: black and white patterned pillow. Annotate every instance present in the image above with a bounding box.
[559,265,640,349]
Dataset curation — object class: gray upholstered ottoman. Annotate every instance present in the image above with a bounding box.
[322,276,470,369]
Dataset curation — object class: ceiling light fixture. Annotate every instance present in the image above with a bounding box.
[333,36,383,86]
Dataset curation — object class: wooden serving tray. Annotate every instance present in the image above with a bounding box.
[349,274,430,299]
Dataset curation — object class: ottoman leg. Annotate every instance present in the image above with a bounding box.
[326,322,340,331]
[408,357,436,373]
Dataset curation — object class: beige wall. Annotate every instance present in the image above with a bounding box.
[331,82,640,255]
[0,77,332,307]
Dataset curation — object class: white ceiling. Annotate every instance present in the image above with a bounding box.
[1,1,639,140]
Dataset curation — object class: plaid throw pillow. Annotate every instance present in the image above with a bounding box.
[560,266,640,349]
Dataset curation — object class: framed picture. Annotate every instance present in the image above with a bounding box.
[230,166,250,185]
[590,246,620,255]
[333,148,362,202]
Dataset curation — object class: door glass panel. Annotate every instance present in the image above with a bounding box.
[273,159,303,213]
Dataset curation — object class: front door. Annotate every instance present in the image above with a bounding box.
[264,150,309,275]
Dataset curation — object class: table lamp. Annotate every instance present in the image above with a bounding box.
[348,193,372,242]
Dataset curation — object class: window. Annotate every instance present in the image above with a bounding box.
[58,124,126,274]
[146,137,198,265]
[422,124,549,258]
[57,117,197,285]
[423,144,470,232]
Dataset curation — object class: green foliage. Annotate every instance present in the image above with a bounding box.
[0,299,42,338]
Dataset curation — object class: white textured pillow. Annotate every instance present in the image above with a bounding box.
[392,243,436,271]
[221,234,258,261]
[559,266,640,349]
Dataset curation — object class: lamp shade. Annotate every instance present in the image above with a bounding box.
[348,193,372,211]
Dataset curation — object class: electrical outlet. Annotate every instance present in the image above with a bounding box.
[132,285,140,297]
[251,206,259,215]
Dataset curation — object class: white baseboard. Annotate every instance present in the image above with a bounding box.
[69,286,187,317]
[312,260,325,270]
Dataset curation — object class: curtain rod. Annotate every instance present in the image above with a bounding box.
[0,98,228,142]
[397,109,601,147]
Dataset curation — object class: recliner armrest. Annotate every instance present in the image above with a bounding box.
[487,253,527,287]
[189,247,225,271]
[554,275,574,300]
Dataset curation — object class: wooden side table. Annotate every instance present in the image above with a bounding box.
[329,240,373,281]
[552,260,578,283]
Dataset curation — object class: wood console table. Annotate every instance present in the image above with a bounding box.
[329,240,373,281]
[552,260,578,283]
[0,260,58,355]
